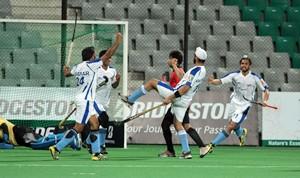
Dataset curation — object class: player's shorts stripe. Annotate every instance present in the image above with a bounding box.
[81,101,89,124]
[158,81,174,91]
[237,106,250,125]
[94,102,103,115]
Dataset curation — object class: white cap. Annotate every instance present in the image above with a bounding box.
[195,47,207,60]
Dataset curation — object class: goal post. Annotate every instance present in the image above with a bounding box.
[0,19,128,148]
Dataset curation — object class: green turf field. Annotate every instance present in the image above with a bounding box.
[0,145,299,178]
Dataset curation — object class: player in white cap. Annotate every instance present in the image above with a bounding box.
[119,47,210,159]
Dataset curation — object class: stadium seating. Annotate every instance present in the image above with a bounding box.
[196,5,216,22]
[281,83,300,92]
[104,3,126,20]
[203,0,223,6]
[241,6,261,25]
[0,79,20,86]
[206,35,229,56]
[143,19,166,34]
[0,31,21,48]
[252,36,274,53]
[167,20,185,35]
[292,0,300,6]
[235,21,256,37]
[269,0,290,11]
[291,53,300,68]
[247,0,268,12]
[20,31,42,48]
[219,5,240,23]
[224,0,245,9]
[129,50,151,72]
[190,20,211,36]
[213,21,234,36]
[36,48,59,65]
[81,2,104,20]
[20,79,45,87]
[13,49,36,64]
[229,36,252,53]
[0,0,12,18]
[29,64,52,80]
[263,68,286,90]
[4,63,29,80]
[264,7,284,26]
[269,52,291,69]
[128,3,151,19]
[159,35,180,50]
[281,22,300,38]
[0,49,13,65]
[287,68,300,83]
[150,4,172,20]
[258,21,279,40]
[135,34,159,50]
[275,36,296,56]
[287,6,300,22]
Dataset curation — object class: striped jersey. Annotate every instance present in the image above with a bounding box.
[220,70,269,105]
[71,59,102,101]
[174,65,206,104]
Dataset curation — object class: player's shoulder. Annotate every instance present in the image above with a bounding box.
[189,66,203,75]
[222,70,240,78]
[250,71,262,79]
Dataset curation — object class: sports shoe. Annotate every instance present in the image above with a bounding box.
[49,146,60,160]
[179,151,192,159]
[118,93,134,108]
[91,153,105,161]
[239,128,248,146]
[200,144,213,158]
[158,150,176,158]
[100,145,108,155]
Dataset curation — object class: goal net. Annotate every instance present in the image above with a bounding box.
[0,19,128,146]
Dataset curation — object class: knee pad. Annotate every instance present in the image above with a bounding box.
[90,133,98,143]
[65,129,77,139]
[99,112,109,128]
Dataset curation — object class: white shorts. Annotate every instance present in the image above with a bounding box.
[93,100,105,115]
[229,102,251,125]
[74,100,98,125]
[157,81,188,122]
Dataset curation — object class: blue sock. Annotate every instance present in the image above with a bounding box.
[211,130,229,146]
[99,128,107,150]
[234,127,244,137]
[128,85,147,103]
[177,130,190,153]
[0,142,14,149]
[56,129,77,152]
[90,130,100,154]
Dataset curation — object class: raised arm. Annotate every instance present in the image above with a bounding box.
[112,73,120,89]
[63,65,73,77]
[101,32,122,61]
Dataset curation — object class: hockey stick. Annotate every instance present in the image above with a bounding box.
[243,96,278,110]
[66,10,78,67]
[115,103,165,125]
[58,107,77,129]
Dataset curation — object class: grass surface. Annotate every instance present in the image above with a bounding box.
[0,145,300,178]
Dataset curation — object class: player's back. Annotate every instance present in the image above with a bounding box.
[71,60,102,101]
[175,65,206,103]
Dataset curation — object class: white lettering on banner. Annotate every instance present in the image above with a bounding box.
[0,87,75,120]
[126,125,227,135]
[121,101,230,120]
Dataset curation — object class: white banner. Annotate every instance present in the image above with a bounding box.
[0,87,76,120]
[262,92,300,146]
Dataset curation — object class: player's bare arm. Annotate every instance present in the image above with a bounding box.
[208,75,221,85]
[63,65,73,77]
[163,85,190,105]
[101,32,123,61]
